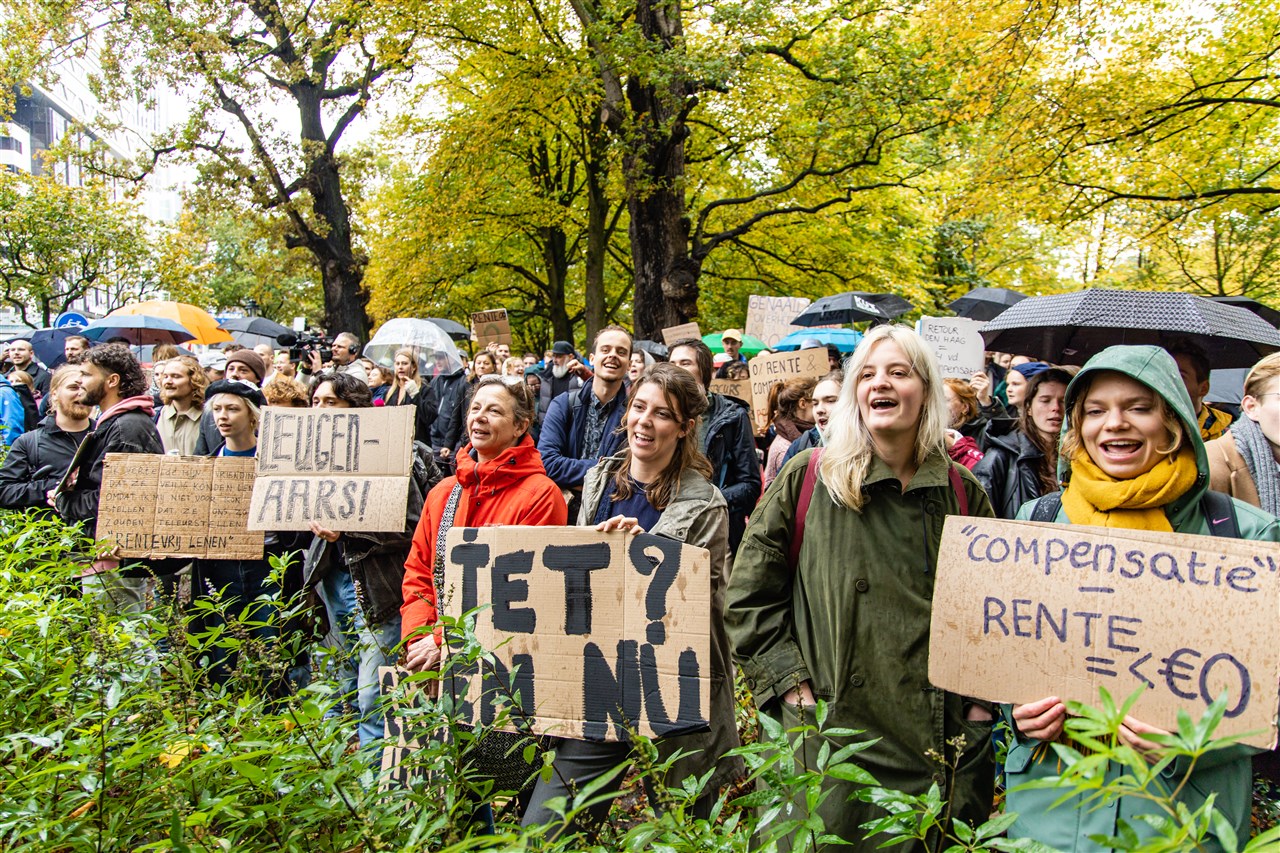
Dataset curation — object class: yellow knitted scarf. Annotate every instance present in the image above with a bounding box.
[1060,446,1199,532]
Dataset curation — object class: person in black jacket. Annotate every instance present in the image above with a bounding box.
[415,349,469,473]
[54,344,166,614]
[0,364,92,510]
[668,338,763,555]
[973,368,1072,519]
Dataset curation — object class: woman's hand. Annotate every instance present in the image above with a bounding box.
[596,515,645,536]
[405,636,441,673]
[970,371,993,405]
[1012,695,1066,740]
[781,681,817,708]
[944,428,960,451]
[1119,715,1170,754]
[309,522,340,543]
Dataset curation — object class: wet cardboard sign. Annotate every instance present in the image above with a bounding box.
[747,348,828,430]
[471,309,512,346]
[929,517,1280,748]
[745,295,812,348]
[660,322,702,347]
[248,405,414,532]
[438,526,712,741]
[709,378,751,408]
[97,453,263,559]
[917,316,984,379]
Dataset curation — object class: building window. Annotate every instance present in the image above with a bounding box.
[0,136,21,153]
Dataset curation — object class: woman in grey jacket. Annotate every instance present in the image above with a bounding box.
[521,363,743,837]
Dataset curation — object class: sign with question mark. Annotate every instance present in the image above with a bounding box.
[435,526,713,742]
[470,308,512,346]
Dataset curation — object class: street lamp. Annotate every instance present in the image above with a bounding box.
[245,298,259,317]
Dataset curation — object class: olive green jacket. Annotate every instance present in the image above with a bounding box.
[1006,345,1280,853]
[727,448,997,850]
[580,457,745,792]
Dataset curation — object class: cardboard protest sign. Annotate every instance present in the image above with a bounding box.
[929,517,1280,748]
[661,322,702,347]
[249,406,414,532]
[436,526,712,742]
[745,295,812,348]
[471,309,512,346]
[917,316,985,378]
[97,453,263,559]
[709,378,752,408]
[747,348,828,430]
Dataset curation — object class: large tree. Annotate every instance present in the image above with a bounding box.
[7,0,427,339]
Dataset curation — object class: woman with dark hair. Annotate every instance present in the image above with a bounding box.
[763,377,817,487]
[1005,346,1280,850]
[470,351,498,383]
[972,367,1072,519]
[521,362,743,835]
[943,378,986,470]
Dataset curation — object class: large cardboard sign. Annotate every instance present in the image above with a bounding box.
[661,322,702,347]
[249,406,414,531]
[929,517,1280,748]
[917,316,985,378]
[745,295,812,348]
[747,348,828,430]
[437,526,712,741]
[471,309,512,346]
[709,378,752,408]
[97,454,263,559]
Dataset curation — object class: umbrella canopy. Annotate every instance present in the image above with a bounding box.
[1209,296,1280,328]
[791,292,889,326]
[83,315,196,347]
[633,340,668,359]
[365,318,464,373]
[136,344,196,366]
[28,326,85,368]
[948,286,1028,321]
[425,317,472,342]
[773,327,864,352]
[702,331,769,357]
[109,301,232,345]
[220,316,292,348]
[859,292,914,320]
[979,289,1280,368]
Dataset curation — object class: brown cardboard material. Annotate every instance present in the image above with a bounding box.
[745,295,812,348]
[708,378,752,408]
[917,316,985,378]
[249,406,415,531]
[97,453,264,559]
[437,526,712,741]
[661,322,702,346]
[471,309,512,346]
[747,348,828,430]
[929,516,1280,748]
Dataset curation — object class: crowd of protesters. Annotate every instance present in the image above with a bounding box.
[1,315,1278,851]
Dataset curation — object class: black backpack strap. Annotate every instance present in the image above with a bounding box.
[1030,491,1063,523]
[1199,490,1240,539]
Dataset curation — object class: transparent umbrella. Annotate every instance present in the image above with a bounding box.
[365,318,464,374]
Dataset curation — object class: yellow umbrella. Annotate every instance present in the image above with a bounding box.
[108,301,233,345]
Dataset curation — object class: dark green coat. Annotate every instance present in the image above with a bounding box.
[727,449,997,851]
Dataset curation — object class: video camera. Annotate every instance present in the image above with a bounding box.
[276,331,333,364]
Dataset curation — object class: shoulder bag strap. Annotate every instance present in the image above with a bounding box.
[1200,489,1241,539]
[1030,491,1063,523]
[788,448,824,571]
[432,483,464,588]
[947,463,969,516]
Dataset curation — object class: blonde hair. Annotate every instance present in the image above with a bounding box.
[1244,352,1280,400]
[502,356,525,376]
[820,325,948,511]
[8,370,33,392]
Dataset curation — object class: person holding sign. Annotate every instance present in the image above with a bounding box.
[726,325,997,851]
[1004,346,1280,852]
[521,362,743,834]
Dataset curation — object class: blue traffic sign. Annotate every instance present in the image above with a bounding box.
[55,312,88,329]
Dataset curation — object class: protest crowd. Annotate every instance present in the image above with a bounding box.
[3,291,1280,851]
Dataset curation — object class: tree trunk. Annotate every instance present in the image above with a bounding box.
[583,118,609,342]
[542,226,576,343]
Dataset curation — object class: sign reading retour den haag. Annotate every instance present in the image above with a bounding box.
[432,527,712,742]
[248,405,415,532]
[929,517,1280,748]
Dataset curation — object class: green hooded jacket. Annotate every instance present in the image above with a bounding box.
[727,448,997,851]
[1005,344,1280,853]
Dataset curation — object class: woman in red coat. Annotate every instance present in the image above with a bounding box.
[401,373,567,670]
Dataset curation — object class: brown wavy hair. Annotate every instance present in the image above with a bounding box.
[611,363,713,511]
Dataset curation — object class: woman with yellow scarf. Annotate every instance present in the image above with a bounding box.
[1002,345,1280,851]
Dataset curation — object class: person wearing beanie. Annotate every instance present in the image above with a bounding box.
[224,350,268,387]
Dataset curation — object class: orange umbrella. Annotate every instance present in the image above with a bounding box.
[108,301,233,345]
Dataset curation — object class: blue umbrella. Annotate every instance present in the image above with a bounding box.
[82,315,195,347]
[26,326,84,368]
[773,327,864,352]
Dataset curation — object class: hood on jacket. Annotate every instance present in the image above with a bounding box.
[98,394,156,423]
[1060,344,1208,515]
[455,433,550,494]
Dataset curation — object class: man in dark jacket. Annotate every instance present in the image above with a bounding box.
[538,326,631,510]
[54,343,165,614]
[8,339,51,397]
[306,371,443,749]
[669,338,762,555]
[536,340,589,418]
[0,364,91,510]
[415,350,469,472]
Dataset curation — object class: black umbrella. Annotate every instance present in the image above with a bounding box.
[948,286,1027,321]
[633,339,669,359]
[28,326,84,368]
[220,316,292,347]
[425,317,472,342]
[980,289,1280,367]
[859,292,914,320]
[1208,296,1280,328]
[791,292,889,326]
